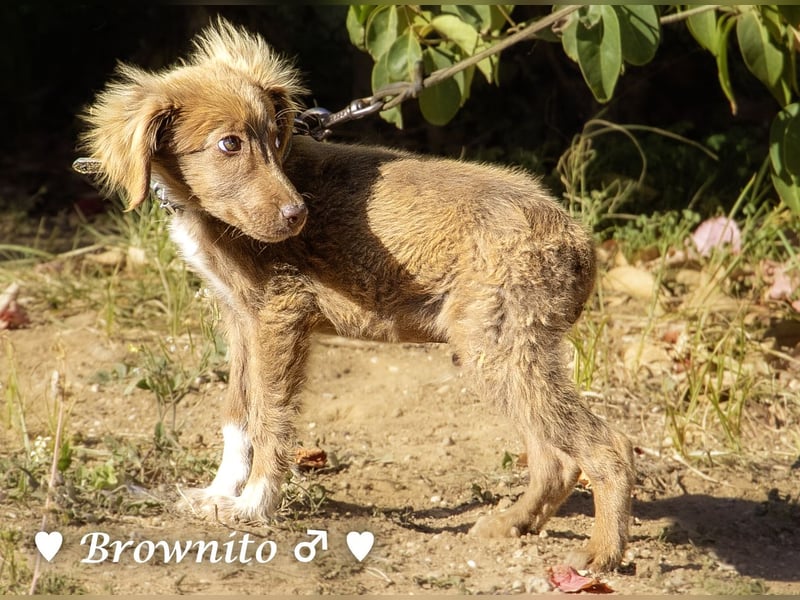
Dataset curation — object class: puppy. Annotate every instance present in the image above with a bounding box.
[79,18,634,571]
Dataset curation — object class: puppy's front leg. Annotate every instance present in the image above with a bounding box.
[236,290,316,521]
[207,284,315,523]
[180,315,252,516]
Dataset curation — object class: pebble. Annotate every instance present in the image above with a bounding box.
[466,559,477,569]
[526,577,553,594]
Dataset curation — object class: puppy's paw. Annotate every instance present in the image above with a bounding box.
[565,544,623,573]
[469,513,524,539]
[177,487,241,522]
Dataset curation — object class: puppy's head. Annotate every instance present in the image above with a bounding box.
[79,18,309,243]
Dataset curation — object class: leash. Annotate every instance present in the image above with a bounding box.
[293,78,423,141]
[291,5,580,140]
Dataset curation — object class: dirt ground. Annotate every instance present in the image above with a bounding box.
[2,274,799,597]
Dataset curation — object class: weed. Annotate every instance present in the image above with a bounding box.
[0,529,30,595]
[2,338,30,457]
[132,331,225,447]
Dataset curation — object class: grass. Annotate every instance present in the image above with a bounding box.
[562,125,800,458]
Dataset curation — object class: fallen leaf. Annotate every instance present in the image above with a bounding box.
[0,283,30,330]
[294,447,327,470]
[690,216,741,257]
[602,266,659,302]
[762,260,798,301]
[86,248,126,268]
[548,564,614,594]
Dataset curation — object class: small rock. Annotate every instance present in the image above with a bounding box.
[526,577,553,594]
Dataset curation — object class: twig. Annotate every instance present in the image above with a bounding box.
[659,5,722,26]
[637,445,728,486]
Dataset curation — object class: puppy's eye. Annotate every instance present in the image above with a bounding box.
[218,136,242,153]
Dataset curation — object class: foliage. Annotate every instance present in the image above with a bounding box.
[346,4,800,215]
[347,5,511,127]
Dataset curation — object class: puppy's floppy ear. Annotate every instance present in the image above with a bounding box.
[80,64,174,211]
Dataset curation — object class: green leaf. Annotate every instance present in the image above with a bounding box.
[441,5,492,32]
[614,5,660,66]
[489,6,514,33]
[430,14,496,83]
[785,116,800,177]
[346,5,371,51]
[771,173,800,214]
[561,12,579,62]
[365,5,399,61]
[575,5,622,103]
[371,51,403,129]
[578,5,603,29]
[737,7,792,105]
[386,31,422,82]
[760,5,787,42]
[716,14,738,115]
[686,7,719,55]
[431,14,480,54]
[769,103,800,213]
[419,47,462,126]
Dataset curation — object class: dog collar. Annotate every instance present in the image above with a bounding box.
[151,181,182,214]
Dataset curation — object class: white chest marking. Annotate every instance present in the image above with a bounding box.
[169,217,236,309]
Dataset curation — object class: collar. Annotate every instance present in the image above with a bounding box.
[151,181,182,214]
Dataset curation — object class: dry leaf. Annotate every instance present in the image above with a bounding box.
[87,248,126,268]
[623,343,672,376]
[0,283,30,330]
[691,216,741,257]
[762,260,798,299]
[294,447,327,470]
[602,266,658,302]
[548,564,614,594]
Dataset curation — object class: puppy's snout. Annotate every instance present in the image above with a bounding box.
[281,203,307,228]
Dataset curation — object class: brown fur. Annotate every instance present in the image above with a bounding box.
[79,18,634,571]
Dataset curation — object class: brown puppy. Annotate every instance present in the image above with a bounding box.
[79,18,634,571]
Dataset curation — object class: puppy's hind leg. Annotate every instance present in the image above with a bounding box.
[450,241,633,571]
[466,329,633,571]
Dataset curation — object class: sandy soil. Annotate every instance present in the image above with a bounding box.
[1,283,799,596]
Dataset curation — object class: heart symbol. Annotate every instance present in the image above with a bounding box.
[345,531,374,562]
[35,531,63,562]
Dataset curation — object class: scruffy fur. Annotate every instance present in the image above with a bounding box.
[79,19,634,571]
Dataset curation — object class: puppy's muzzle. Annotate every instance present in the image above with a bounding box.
[280,203,307,233]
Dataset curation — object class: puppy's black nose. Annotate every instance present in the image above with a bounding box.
[281,204,307,226]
